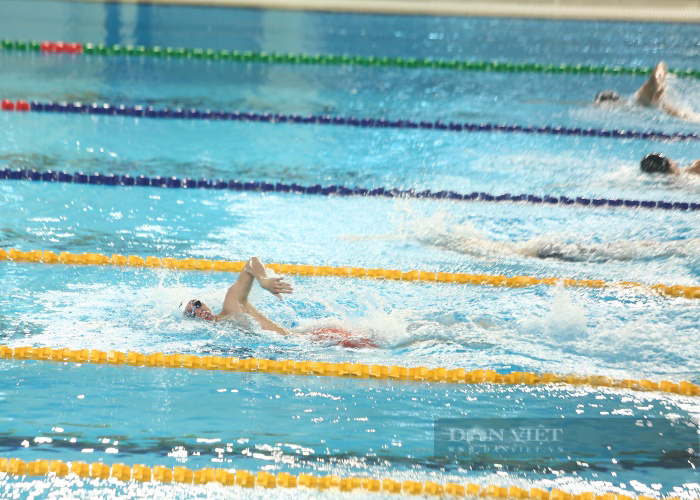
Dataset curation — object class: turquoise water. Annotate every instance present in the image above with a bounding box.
[1,1,699,498]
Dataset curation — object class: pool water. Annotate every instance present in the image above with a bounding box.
[1,1,699,498]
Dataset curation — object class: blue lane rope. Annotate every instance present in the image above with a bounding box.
[2,168,698,212]
[12,100,700,143]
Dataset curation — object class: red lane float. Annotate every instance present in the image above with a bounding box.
[40,41,83,54]
[1,100,30,112]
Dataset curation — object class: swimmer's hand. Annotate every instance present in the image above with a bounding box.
[259,276,293,301]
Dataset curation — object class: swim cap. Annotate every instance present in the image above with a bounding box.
[594,91,621,103]
[640,153,671,174]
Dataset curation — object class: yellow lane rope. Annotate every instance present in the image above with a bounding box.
[0,457,691,499]
[2,346,698,397]
[2,249,699,299]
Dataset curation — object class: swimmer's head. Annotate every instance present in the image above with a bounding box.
[594,91,621,104]
[640,153,673,174]
[182,299,215,321]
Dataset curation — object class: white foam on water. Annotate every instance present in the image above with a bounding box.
[519,283,589,342]
[514,285,700,376]
[599,163,684,193]
[15,270,222,352]
[661,73,700,123]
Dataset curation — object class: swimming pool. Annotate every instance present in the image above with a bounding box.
[1,1,699,498]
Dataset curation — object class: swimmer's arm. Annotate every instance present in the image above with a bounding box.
[686,160,700,176]
[635,61,667,106]
[658,101,688,119]
[222,257,292,312]
[658,103,700,123]
[244,257,293,301]
[241,302,292,336]
[220,257,293,335]
[220,261,255,314]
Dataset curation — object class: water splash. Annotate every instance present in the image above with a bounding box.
[519,284,589,342]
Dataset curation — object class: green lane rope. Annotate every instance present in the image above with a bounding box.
[2,38,698,78]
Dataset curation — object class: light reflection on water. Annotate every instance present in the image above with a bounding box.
[1,1,699,498]
[1,360,698,496]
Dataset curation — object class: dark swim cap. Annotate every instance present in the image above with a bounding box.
[594,91,621,103]
[640,153,672,174]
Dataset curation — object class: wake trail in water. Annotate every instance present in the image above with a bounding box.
[352,208,700,263]
[429,232,700,263]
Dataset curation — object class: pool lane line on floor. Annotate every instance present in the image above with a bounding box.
[2,167,699,213]
[2,38,699,79]
[2,99,698,143]
[1,457,685,498]
[2,346,699,398]
[3,249,700,299]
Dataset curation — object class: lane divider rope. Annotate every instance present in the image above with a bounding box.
[2,99,697,143]
[2,248,700,299]
[2,345,698,397]
[2,38,699,80]
[2,166,699,213]
[0,456,689,498]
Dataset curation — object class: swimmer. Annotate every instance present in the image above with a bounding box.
[182,256,293,335]
[640,153,700,176]
[406,226,698,263]
[595,61,699,122]
[182,256,378,348]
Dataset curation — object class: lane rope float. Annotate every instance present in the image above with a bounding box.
[2,248,700,299]
[2,345,698,398]
[2,166,699,213]
[0,456,688,499]
[2,38,699,80]
[2,98,698,143]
